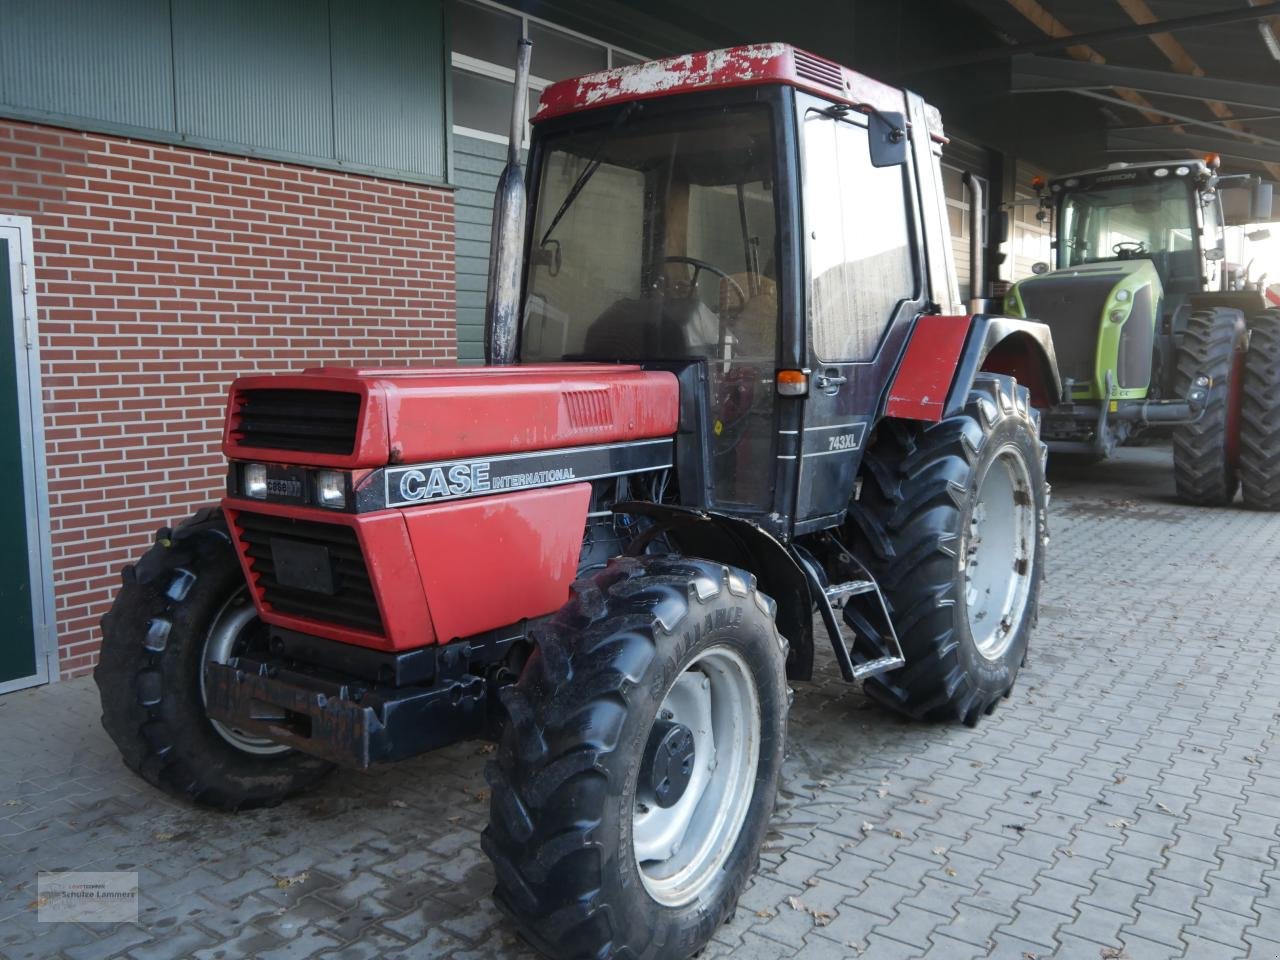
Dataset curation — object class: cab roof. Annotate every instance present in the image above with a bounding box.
[532,42,946,143]
[1049,159,1214,189]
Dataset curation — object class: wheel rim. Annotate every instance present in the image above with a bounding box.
[633,645,760,907]
[962,443,1036,661]
[199,589,291,756]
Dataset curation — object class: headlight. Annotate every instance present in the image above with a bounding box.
[1110,308,1129,324]
[244,463,268,499]
[315,470,347,509]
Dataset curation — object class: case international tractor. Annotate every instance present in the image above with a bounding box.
[1003,158,1280,508]
[96,43,1063,960]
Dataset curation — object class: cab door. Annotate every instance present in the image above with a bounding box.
[794,101,925,528]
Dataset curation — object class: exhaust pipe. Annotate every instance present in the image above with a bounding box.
[963,171,985,312]
[484,38,533,366]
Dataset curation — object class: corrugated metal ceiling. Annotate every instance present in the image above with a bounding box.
[957,0,1280,176]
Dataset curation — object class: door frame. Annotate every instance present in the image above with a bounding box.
[1,215,56,692]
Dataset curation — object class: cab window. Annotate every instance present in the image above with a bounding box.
[802,111,916,362]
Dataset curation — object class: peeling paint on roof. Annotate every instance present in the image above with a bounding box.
[535,43,791,120]
[579,44,788,106]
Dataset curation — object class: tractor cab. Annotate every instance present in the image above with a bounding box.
[1052,160,1224,307]
[518,46,995,535]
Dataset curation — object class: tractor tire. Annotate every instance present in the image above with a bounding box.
[1172,307,1247,506]
[1240,307,1280,511]
[94,508,333,811]
[482,556,789,960]
[844,373,1047,725]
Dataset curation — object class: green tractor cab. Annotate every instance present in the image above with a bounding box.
[1005,159,1280,508]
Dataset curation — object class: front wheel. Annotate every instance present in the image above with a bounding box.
[94,509,333,810]
[482,556,789,960]
[845,373,1048,724]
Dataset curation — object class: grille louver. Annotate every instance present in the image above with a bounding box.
[232,389,361,456]
[564,389,613,429]
[1017,274,1122,384]
[235,511,384,635]
[793,50,843,90]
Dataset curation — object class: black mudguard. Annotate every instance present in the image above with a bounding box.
[944,315,1063,414]
[613,501,816,681]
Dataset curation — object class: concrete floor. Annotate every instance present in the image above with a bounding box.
[2,445,1279,959]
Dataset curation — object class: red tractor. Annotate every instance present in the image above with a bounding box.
[96,43,1061,960]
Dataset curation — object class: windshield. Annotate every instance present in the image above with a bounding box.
[1059,180,1196,268]
[520,105,778,364]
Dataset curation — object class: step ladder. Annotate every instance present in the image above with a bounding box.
[794,540,905,682]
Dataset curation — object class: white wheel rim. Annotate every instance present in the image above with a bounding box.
[633,645,760,907]
[199,590,292,756]
[962,443,1036,661]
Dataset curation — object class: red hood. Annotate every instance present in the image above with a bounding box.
[222,363,680,469]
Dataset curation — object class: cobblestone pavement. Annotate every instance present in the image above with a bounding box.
[3,445,1280,960]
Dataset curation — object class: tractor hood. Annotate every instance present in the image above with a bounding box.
[1005,260,1162,399]
[222,363,680,469]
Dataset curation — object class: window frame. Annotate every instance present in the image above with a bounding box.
[798,106,922,365]
[450,0,646,147]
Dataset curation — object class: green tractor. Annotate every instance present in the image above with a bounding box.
[1003,158,1280,508]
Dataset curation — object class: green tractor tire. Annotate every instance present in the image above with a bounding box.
[1240,308,1280,511]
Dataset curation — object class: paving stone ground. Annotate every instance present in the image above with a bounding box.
[2,444,1279,960]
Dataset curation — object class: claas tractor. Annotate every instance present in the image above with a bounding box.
[95,43,1061,960]
[1003,158,1280,508]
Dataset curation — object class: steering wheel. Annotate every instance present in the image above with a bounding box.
[1113,241,1147,258]
[662,256,747,317]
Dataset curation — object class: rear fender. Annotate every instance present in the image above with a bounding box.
[885,314,1061,422]
[946,316,1062,413]
[614,502,815,681]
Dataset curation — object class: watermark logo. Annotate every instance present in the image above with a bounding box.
[37,871,139,922]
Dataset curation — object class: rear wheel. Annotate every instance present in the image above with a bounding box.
[845,374,1048,724]
[1172,308,1247,505]
[94,509,333,811]
[482,556,788,960]
[1240,307,1280,511]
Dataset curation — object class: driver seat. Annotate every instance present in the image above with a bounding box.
[720,273,778,359]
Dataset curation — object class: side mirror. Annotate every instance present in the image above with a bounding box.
[868,110,907,168]
[1031,261,1049,275]
[1248,228,1272,242]
[1253,181,1274,221]
[1204,246,1226,262]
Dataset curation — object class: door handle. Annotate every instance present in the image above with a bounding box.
[816,369,847,393]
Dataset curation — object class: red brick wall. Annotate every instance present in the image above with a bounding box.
[0,119,456,679]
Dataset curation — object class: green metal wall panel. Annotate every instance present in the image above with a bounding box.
[0,0,174,132]
[453,134,508,362]
[332,0,447,177]
[173,0,333,158]
[0,0,448,184]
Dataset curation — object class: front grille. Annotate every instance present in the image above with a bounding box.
[793,50,844,90]
[1018,273,1123,384]
[234,511,384,635]
[231,389,361,456]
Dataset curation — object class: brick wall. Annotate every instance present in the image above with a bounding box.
[0,119,456,679]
